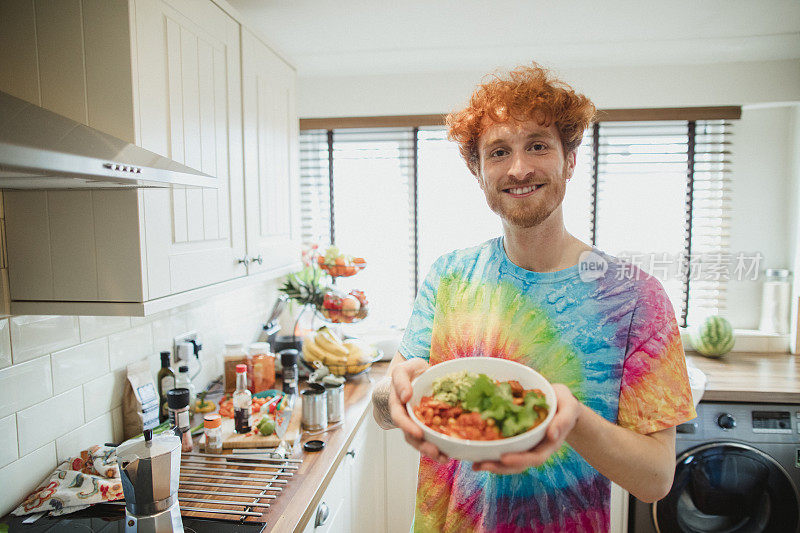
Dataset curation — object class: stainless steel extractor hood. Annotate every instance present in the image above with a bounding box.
[0,91,217,189]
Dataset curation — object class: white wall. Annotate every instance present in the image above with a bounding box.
[0,280,281,517]
[299,59,800,331]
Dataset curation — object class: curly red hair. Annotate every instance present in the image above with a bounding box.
[446,64,596,176]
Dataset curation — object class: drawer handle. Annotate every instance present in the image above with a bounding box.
[346,450,356,459]
[315,501,330,527]
[237,257,250,265]
[252,254,263,264]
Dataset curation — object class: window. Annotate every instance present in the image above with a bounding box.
[300,111,735,329]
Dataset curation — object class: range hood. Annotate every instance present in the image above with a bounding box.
[0,91,217,189]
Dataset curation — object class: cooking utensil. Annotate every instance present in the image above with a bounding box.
[117,429,183,532]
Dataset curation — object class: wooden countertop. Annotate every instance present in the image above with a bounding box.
[257,362,389,533]
[687,351,800,404]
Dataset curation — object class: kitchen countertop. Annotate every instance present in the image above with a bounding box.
[687,351,800,404]
[259,361,389,533]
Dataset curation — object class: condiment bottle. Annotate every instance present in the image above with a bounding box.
[280,349,299,396]
[156,351,175,423]
[167,387,193,452]
[248,342,275,393]
[233,364,252,433]
[223,342,247,394]
[175,364,196,415]
[203,414,223,454]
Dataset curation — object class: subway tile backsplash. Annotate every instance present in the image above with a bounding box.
[0,279,281,516]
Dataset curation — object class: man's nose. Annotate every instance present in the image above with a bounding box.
[507,153,534,180]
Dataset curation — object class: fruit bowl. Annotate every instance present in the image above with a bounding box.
[301,347,383,377]
[317,305,369,324]
[319,262,366,278]
[301,328,382,377]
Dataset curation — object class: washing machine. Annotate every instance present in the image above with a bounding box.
[629,401,800,533]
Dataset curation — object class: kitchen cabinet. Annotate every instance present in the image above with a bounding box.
[304,419,387,533]
[0,0,299,316]
[241,28,301,275]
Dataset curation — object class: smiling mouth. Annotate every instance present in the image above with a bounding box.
[503,184,545,197]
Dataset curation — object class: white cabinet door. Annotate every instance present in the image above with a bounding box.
[134,0,246,298]
[349,418,387,533]
[385,428,420,533]
[241,28,301,275]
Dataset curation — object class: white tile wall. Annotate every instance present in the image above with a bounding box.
[10,316,80,363]
[108,324,154,370]
[55,412,114,462]
[83,369,126,421]
[17,387,84,456]
[0,319,11,370]
[0,279,280,517]
[0,414,18,469]
[0,356,53,418]
[51,338,110,394]
[0,443,57,516]
[78,316,132,342]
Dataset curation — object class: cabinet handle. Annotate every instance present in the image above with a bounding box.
[315,501,329,527]
[237,257,250,265]
[346,449,356,459]
[252,254,263,264]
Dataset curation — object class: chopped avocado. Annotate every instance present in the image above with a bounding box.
[431,370,478,405]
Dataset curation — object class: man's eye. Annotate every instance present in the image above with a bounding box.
[529,143,547,151]
[491,149,508,157]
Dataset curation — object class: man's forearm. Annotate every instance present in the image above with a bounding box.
[371,376,397,430]
[566,403,676,502]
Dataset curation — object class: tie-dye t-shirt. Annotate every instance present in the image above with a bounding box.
[398,238,696,533]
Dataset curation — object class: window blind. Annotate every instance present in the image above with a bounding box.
[594,120,733,326]
[299,117,733,329]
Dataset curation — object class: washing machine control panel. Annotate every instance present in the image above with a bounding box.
[678,402,799,444]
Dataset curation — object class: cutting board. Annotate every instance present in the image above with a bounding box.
[200,397,303,449]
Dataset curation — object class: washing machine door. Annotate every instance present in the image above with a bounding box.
[654,442,800,533]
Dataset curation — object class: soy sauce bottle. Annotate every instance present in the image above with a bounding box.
[233,364,252,433]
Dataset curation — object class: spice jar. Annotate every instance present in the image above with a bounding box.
[223,342,247,394]
[203,414,223,454]
[248,342,275,393]
[167,388,193,452]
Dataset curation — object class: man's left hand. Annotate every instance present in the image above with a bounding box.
[471,384,580,475]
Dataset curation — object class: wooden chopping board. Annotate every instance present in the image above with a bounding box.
[201,397,303,449]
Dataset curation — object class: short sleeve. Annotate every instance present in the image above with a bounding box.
[617,276,697,434]
[398,256,446,361]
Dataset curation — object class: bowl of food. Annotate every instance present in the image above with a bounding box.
[406,357,557,462]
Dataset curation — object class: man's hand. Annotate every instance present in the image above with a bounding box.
[471,384,579,475]
[389,357,450,464]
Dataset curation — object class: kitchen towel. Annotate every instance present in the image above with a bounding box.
[12,445,123,516]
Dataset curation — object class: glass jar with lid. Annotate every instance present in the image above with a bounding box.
[759,269,792,334]
[223,342,247,394]
[248,342,276,393]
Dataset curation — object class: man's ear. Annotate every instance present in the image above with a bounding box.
[565,150,577,179]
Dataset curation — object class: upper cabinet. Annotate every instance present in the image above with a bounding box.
[241,28,301,275]
[0,0,300,316]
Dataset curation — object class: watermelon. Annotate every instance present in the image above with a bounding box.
[690,316,735,357]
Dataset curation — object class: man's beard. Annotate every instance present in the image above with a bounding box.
[483,159,570,228]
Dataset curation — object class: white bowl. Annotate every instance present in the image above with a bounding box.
[406,357,557,462]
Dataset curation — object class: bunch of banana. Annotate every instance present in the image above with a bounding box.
[302,327,377,375]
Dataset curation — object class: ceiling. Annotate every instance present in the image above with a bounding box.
[227,0,800,77]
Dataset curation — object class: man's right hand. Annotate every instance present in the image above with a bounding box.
[388,355,450,463]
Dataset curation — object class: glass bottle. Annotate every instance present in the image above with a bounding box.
[233,364,252,433]
[175,364,196,415]
[156,351,175,423]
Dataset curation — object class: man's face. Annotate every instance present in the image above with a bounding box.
[476,120,576,229]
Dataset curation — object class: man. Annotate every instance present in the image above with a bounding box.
[372,64,696,532]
